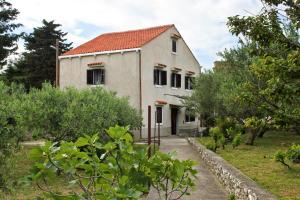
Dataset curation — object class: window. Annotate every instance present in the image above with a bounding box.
[171,73,181,88]
[185,109,195,122]
[156,106,163,124]
[185,76,194,90]
[154,69,167,86]
[87,69,105,85]
[172,39,177,53]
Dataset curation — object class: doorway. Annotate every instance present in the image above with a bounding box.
[171,107,178,135]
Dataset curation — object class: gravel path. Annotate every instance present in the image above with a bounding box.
[146,136,227,200]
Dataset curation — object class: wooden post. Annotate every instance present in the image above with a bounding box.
[158,120,160,147]
[55,39,59,87]
[147,105,151,158]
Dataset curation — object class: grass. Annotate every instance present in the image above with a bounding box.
[198,131,300,200]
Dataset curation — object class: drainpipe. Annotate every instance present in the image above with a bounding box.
[138,50,142,139]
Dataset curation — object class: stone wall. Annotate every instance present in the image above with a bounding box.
[187,137,277,200]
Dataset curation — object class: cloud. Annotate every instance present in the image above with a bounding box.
[11,0,262,69]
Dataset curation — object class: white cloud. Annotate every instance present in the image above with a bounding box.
[11,0,262,69]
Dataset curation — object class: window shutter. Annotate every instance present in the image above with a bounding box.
[185,76,188,89]
[87,70,93,85]
[171,73,175,87]
[177,74,181,88]
[154,69,158,85]
[101,69,105,84]
[162,70,167,85]
[191,77,195,89]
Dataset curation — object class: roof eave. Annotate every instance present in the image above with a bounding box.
[59,48,141,59]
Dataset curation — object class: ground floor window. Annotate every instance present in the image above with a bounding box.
[185,109,195,122]
[87,68,105,85]
[156,106,163,124]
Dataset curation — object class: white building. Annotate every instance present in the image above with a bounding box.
[59,24,201,138]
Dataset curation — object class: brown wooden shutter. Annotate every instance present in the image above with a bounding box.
[171,73,175,87]
[161,70,167,85]
[87,70,93,85]
[154,69,158,85]
[177,74,181,88]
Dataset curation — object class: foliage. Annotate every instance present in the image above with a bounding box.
[227,0,300,131]
[20,83,142,141]
[0,81,26,192]
[148,152,197,200]
[24,126,197,200]
[274,144,300,168]
[228,193,236,200]
[5,19,72,89]
[286,144,300,163]
[0,0,22,68]
[209,127,225,152]
[232,133,242,149]
[274,150,290,169]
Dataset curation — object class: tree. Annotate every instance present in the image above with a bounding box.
[5,19,72,89]
[227,0,300,131]
[0,0,22,68]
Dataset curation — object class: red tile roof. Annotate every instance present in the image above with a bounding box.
[63,24,174,56]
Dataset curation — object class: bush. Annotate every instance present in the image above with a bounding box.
[216,117,236,140]
[210,127,225,152]
[232,133,242,149]
[286,144,300,163]
[0,82,26,192]
[274,150,290,169]
[22,84,142,141]
[24,126,197,199]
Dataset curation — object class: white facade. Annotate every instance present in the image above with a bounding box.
[59,25,201,139]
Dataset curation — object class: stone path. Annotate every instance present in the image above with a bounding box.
[146,136,227,200]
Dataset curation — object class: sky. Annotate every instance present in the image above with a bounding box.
[10,0,262,69]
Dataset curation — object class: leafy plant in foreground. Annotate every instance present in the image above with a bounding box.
[24,126,197,199]
[148,152,197,200]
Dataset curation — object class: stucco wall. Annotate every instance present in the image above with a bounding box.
[60,51,140,108]
[140,26,201,138]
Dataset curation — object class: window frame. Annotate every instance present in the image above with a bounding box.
[185,76,194,90]
[172,39,177,53]
[156,106,163,125]
[87,68,105,85]
[171,72,181,88]
[154,69,167,86]
[185,109,195,123]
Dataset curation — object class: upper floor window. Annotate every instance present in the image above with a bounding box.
[87,68,105,85]
[154,69,167,86]
[171,72,181,88]
[185,76,194,90]
[172,39,177,53]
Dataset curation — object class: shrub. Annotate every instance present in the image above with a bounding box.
[216,117,236,140]
[274,150,290,169]
[0,82,26,192]
[24,126,197,199]
[286,144,300,163]
[210,127,225,152]
[22,84,142,141]
[232,133,242,149]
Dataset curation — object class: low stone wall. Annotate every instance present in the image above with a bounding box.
[187,137,277,200]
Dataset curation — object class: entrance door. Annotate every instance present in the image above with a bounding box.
[171,107,178,135]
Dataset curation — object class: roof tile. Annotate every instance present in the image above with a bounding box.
[63,24,174,56]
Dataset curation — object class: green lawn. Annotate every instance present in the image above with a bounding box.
[198,131,300,200]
